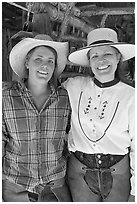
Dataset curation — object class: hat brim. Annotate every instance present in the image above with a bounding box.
[68,42,135,67]
[9,38,68,78]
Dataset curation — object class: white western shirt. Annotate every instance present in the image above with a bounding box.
[63,76,135,195]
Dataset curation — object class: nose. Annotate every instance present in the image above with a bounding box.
[97,55,107,64]
[40,64,48,70]
[98,58,106,65]
[41,59,53,67]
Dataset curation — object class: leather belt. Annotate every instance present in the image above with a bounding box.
[74,151,125,169]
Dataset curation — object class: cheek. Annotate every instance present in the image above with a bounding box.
[89,60,96,70]
[27,60,36,68]
[34,61,41,66]
[49,64,55,71]
[111,52,120,64]
[113,56,119,66]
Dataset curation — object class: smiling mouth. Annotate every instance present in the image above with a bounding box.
[97,65,110,70]
[37,71,48,75]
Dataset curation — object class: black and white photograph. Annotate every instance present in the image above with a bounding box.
[2,2,135,202]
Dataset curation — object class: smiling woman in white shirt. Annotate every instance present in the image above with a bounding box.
[63,28,135,202]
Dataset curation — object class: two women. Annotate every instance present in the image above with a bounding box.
[3,27,135,202]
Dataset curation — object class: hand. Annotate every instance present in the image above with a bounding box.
[128,194,135,202]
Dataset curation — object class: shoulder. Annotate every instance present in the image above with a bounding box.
[118,82,135,105]
[62,76,92,90]
[57,85,69,96]
[57,86,71,107]
[119,81,135,94]
[2,81,14,91]
[2,81,19,96]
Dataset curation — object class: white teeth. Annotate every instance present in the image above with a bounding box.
[38,71,48,75]
[97,65,109,70]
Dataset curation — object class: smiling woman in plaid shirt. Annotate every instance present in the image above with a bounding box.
[2,35,72,202]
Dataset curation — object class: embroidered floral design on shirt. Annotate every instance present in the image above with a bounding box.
[84,96,92,114]
[99,101,108,119]
[78,91,120,143]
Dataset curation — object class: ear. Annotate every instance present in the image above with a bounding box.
[25,60,29,69]
[116,52,121,63]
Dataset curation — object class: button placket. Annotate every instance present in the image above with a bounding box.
[95,88,103,116]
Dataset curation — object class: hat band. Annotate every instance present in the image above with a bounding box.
[89,40,114,46]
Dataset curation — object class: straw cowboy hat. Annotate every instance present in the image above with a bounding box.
[9,34,68,78]
[68,28,135,67]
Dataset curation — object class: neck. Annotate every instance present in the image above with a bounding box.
[95,75,114,83]
[94,77,119,88]
[27,79,50,97]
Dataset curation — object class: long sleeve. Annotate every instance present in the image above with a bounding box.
[130,136,135,195]
[128,95,135,195]
[2,113,9,158]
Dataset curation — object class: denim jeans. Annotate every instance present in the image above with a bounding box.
[2,177,72,202]
[67,153,131,202]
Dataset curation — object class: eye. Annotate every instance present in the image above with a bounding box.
[91,55,98,59]
[35,58,42,63]
[48,59,55,64]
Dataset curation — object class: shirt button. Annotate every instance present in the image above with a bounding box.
[98,160,102,164]
[98,95,100,97]
[97,155,101,158]
[93,144,96,147]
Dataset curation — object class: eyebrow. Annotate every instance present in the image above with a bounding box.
[90,50,113,55]
[90,52,98,56]
[36,54,55,59]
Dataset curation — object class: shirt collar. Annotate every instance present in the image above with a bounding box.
[20,78,57,93]
[94,77,119,88]
[17,78,62,99]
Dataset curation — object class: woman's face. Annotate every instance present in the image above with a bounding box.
[89,45,120,82]
[26,46,56,84]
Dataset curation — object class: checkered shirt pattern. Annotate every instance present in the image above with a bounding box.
[2,81,71,193]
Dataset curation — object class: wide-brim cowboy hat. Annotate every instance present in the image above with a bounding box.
[68,28,135,67]
[9,34,68,78]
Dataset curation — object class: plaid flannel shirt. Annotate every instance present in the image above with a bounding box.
[2,81,71,193]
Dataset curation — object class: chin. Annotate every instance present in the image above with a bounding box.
[37,76,49,83]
